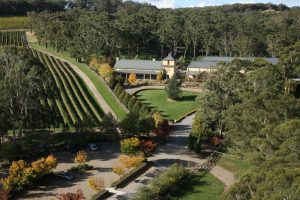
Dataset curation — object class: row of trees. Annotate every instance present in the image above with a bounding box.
[190,42,300,199]
[30,3,300,61]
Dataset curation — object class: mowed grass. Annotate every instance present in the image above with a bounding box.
[136,89,198,121]
[29,42,127,120]
[0,16,29,29]
[217,156,253,177]
[173,172,224,200]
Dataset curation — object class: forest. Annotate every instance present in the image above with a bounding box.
[28,1,300,62]
[0,1,299,199]
[189,41,300,199]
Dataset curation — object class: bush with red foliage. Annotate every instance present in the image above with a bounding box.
[141,140,157,156]
[56,189,85,200]
[212,136,222,147]
[153,120,171,141]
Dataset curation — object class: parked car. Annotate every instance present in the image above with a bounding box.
[88,143,98,151]
[56,171,74,181]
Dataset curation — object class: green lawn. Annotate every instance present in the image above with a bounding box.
[29,43,127,120]
[217,156,253,177]
[136,89,198,121]
[173,172,224,200]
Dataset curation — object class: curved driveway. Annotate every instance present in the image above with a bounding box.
[112,114,235,198]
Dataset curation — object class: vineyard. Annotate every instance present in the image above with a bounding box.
[0,16,29,30]
[31,49,104,127]
[0,30,27,46]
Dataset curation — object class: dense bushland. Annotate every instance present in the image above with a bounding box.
[29,3,300,61]
[189,42,300,199]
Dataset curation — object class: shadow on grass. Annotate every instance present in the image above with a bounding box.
[179,95,197,102]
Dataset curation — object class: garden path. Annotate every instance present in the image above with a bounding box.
[125,86,203,95]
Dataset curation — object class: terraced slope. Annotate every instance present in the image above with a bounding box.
[29,43,128,120]
[31,49,103,126]
[0,30,27,46]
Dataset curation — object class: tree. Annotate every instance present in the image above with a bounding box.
[165,75,181,100]
[98,113,118,136]
[128,73,137,84]
[98,63,114,81]
[279,41,300,93]
[119,113,140,137]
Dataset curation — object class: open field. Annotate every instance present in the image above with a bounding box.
[0,16,29,29]
[136,89,198,121]
[173,172,224,200]
[29,42,127,120]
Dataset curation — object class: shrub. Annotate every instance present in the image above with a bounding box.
[130,186,157,200]
[120,137,141,155]
[119,90,126,102]
[98,63,114,79]
[88,177,105,191]
[156,72,163,81]
[153,120,171,141]
[0,189,10,200]
[128,73,137,84]
[165,75,181,100]
[56,189,85,200]
[152,111,164,128]
[0,155,58,192]
[123,93,131,106]
[132,101,142,113]
[114,84,122,96]
[74,150,87,165]
[127,96,137,110]
[150,164,188,195]
[141,140,157,156]
[112,165,126,176]
[119,155,145,169]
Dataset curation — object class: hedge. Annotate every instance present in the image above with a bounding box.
[111,161,152,188]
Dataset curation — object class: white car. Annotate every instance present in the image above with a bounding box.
[88,143,98,151]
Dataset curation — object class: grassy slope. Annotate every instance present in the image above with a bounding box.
[173,172,224,200]
[217,156,253,177]
[30,43,127,120]
[136,89,198,120]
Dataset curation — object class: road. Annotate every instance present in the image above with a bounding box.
[110,114,235,199]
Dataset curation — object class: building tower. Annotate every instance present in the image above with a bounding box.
[163,53,177,79]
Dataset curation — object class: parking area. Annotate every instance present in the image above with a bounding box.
[15,141,121,200]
